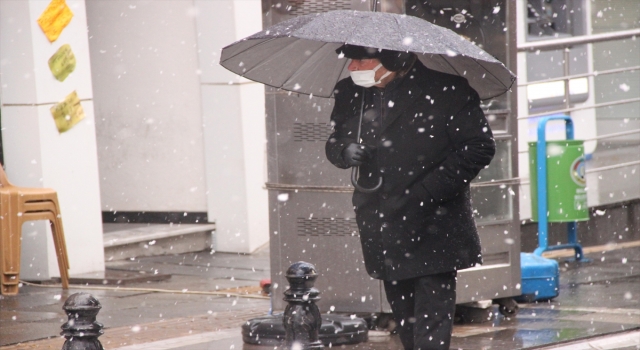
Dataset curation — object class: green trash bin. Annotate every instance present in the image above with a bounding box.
[529,140,589,222]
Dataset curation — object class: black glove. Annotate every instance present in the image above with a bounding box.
[342,143,373,167]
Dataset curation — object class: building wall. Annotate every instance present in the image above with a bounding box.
[86,1,207,213]
[86,0,269,252]
[194,0,268,252]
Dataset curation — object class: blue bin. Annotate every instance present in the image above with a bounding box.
[517,253,559,302]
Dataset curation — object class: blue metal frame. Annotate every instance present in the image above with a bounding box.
[532,115,585,260]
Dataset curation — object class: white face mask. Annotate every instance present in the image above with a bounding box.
[350,63,392,88]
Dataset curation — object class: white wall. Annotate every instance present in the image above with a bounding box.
[86,1,207,212]
[0,0,105,278]
[195,0,269,253]
[86,0,269,253]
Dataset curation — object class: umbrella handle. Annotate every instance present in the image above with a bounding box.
[351,166,383,193]
[350,86,383,193]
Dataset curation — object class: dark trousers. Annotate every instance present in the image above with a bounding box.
[383,271,457,350]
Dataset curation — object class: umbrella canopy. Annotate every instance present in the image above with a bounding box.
[220,10,515,100]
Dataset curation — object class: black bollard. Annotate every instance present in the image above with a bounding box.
[60,292,104,350]
[283,261,324,350]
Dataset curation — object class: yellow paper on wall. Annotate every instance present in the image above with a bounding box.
[37,0,74,43]
[50,91,85,133]
[48,44,76,81]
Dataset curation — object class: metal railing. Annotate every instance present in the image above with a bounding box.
[516,129,640,153]
[583,129,640,142]
[517,29,640,120]
[585,160,640,174]
[517,28,640,180]
[516,65,640,87]
[517,29,640,52]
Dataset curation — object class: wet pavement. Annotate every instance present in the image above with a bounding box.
[1,244,639,349]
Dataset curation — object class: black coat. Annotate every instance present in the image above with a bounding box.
[326,61,495,281]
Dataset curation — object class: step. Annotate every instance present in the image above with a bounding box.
[103,223,216,261]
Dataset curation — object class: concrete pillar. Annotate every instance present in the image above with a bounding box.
[515,0,533,220]
[0,0,105,279]
[194,0,269,253]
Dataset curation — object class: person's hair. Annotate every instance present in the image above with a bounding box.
[336,44,417,72]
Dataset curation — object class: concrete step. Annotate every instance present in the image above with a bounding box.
[103,223,216,261]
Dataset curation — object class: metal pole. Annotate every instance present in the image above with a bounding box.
[534,115,574,256]
[61,293,104,350]
[517,28,640,52]
[283,262,323,350]
[563,48,571,110]
[567,222,583,260]
[350,88,383,193]
[534,118,550,255]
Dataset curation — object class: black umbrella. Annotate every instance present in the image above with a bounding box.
[220,10,515,100]
[220,10,515,192]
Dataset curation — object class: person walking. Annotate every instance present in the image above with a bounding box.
[325,44,496,350]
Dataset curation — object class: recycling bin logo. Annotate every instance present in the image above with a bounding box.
[570,157,586,186]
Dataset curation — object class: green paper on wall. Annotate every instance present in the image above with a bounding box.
[50,91,85,133]
[48,44,76,81]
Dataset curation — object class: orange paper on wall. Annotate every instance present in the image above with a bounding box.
[37,0,74,43]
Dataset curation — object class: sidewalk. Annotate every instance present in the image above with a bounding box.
[1,244,639,349]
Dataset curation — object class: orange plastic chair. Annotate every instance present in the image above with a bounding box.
[0,165,70,295]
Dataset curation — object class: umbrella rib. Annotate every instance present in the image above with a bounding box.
[466,58,511,99]
[280,41,333,89]
[438,55,464,78]
[471,58,509,90]
[439,55,513,99]
[221,14,318,63]
[330,52,351,98]
[240,38,310,78]
[478,80,515,100]
[221,36,282,65]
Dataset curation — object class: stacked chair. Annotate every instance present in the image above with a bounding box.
[0,165,70,295]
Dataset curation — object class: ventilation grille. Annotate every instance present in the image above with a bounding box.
[289,0,353,16]
[293,122,332,142]
[297,217,359,236]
